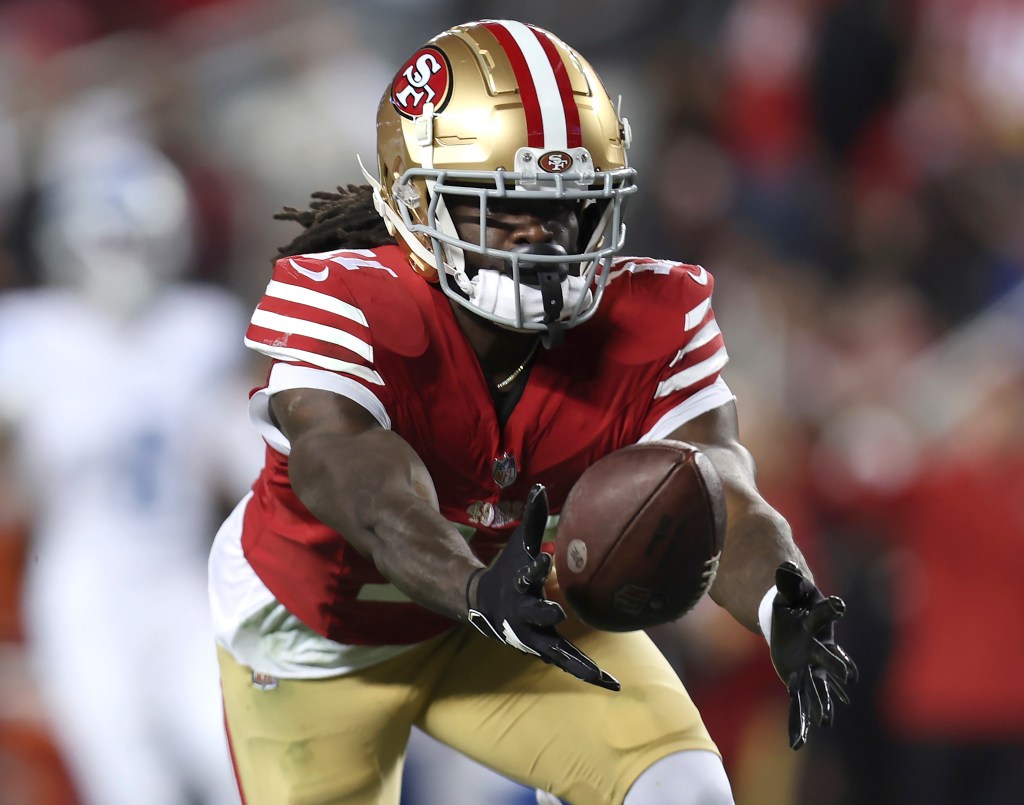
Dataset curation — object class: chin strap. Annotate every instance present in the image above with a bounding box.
[535,267,566,348]
[516,244,569,349]
[541,321,565,349]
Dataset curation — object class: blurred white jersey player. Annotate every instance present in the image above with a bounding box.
[0,135,257,804]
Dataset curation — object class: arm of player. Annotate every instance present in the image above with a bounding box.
[272,387,484,621]
[666,400,856,748]
[272,387,618,690]
[666,399,801,627]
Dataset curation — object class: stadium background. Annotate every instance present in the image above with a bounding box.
[1,0,1022,803]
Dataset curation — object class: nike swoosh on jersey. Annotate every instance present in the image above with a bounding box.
[290,259,330,282]
[687,264,709,285]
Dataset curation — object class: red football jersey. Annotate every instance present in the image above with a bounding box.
[241,246,729,646]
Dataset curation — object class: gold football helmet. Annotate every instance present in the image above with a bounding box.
[360,19,637,342]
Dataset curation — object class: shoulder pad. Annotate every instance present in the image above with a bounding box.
[277,246,429,358]
[595,257,716,365]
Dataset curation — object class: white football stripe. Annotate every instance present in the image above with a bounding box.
[655,346,729,398]
[684,297,712,331]
[244,338,385,385]
[498,20,567,148]
[264,280,368,327]
[250,308,373,361]
[668,319,721,367]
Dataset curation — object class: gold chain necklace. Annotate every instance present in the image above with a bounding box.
[494,338,540,391]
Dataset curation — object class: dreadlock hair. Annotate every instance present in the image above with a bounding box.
[274,183,396,260]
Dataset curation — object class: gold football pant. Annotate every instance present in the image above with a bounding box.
[218,622,718,805]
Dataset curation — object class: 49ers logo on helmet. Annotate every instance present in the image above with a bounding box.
[391,46,453,119]
[539,151,573,173]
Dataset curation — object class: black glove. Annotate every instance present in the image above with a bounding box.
[467,485,620,692]
[769,561,858,750]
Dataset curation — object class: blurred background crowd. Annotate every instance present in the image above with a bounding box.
[1,0,1022,804]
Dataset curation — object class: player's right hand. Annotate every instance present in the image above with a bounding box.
[466,485,620,692]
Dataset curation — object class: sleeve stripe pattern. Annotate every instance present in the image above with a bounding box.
[250,308,372,361]
[684,297,712,331]
[265,280,368,326]
[655,346,729,399]
[245,276,384,385]
[668,319,721,367]
[243,338,385,385]
[639,377,736,443]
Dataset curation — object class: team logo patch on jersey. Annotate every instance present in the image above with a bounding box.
[492,452,518,489]
[391,46,454,119]
[539,151,573,173]
[467,498,525,527]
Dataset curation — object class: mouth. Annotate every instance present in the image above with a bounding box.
[460,243,584,291]
[467,243,571,286]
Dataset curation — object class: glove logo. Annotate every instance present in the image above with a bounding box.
[501,619,541,656]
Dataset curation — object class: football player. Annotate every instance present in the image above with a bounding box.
[210,19,856,805]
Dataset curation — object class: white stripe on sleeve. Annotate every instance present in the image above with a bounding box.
[264,280,368,327]
[668,319,722,367]
[247,363,391,455]
[250,309,373,361]
[684,297,712,331]
[654,346,729,399]
[244,338,385,385]
[639,378,736,443]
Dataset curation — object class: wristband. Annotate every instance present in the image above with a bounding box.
[758,585,778,645]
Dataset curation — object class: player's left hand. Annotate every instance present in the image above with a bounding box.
[768,561,858,750]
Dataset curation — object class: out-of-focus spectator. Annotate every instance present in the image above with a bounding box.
[0,117,259,804]
[803,276,1024,805]
[880,371,1024,805]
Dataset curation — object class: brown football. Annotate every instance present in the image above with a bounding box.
[554,440,726,631]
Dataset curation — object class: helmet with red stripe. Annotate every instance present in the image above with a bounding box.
[361,19,636,344]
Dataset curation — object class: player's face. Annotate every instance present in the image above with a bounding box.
[446,195,581,278]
